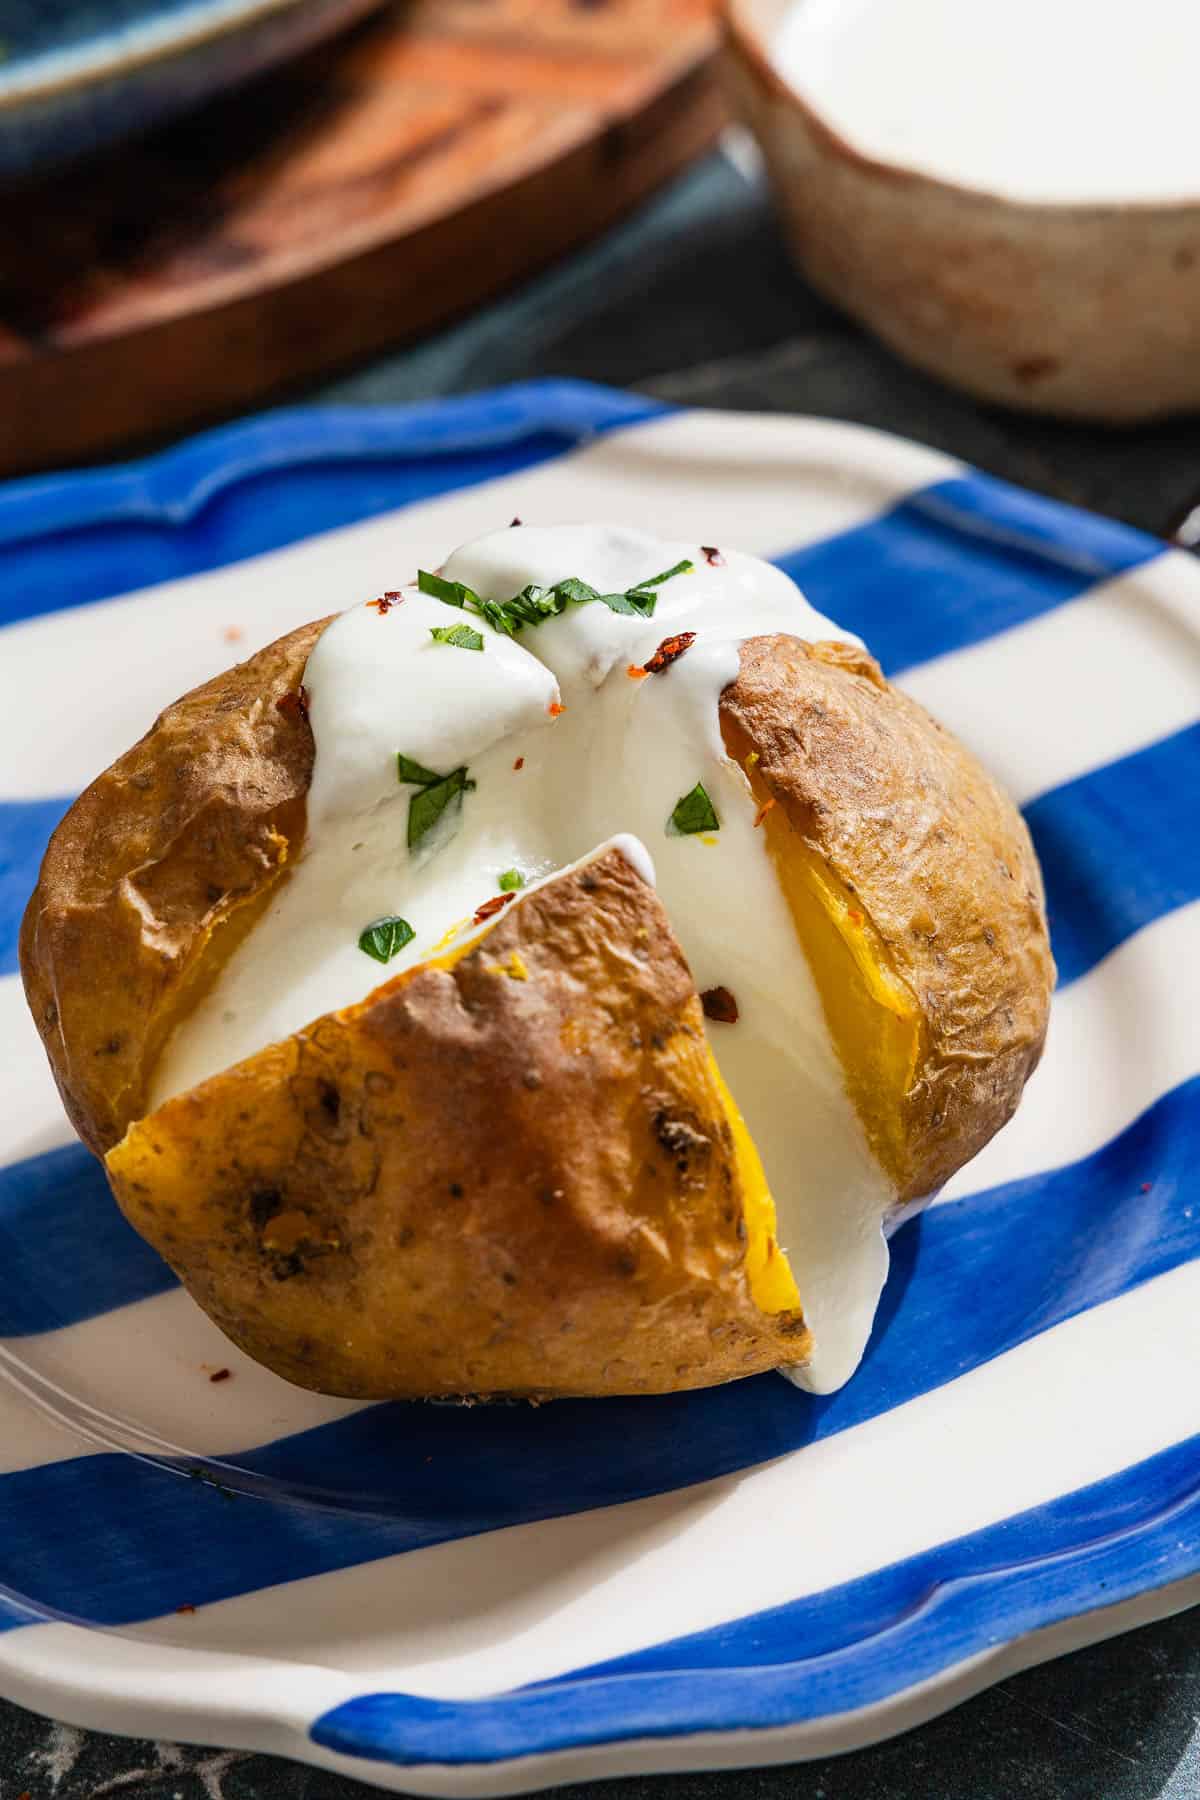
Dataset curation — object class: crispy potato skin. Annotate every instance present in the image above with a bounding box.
[105,850,810,1399]
[20,622,328,1155]
[720,636,1055,1202]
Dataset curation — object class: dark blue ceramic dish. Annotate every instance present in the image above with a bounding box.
[0,0,382,177]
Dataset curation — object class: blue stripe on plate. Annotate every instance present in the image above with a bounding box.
[0,390,1159,663]
[3,708,1197,1332]
[0,1145,175,1335]
[1027,724,1200,989]
[1,1074,1195,1631]
[0,385,666,632]
[0,799,69,979]
[309,1429,1200,1767]
[779,474,1158,675]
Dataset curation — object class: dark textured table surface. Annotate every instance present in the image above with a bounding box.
[4,143,1199,1800]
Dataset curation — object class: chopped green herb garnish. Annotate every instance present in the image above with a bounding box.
[396,754,477,849]
[413,559,693,639]
[417,569,474,608]
[430,623,484,651]
[498,868,525,892]
[595,558,694,620]
[669,782,720,836]
[594,587,657,618]
[639,558,694,589]
[408,766,476,849]
[397,752,442,786]
[552,577,600,606]
[359,916,416,963]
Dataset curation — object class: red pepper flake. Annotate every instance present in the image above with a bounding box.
[643,631,696,675]
[626,663,650,681]
[548,701,566,718]
[753,796,776,828]
[701,985,739,1024]
[474,891,516,926]
[209,1368,232,1384]
[1140,1182,1153,1193]
[174,1605,196,1616]
[701,545,724,566]
[513,756,525,770]
[848,908,865,927]
[367,590,405,615]
[276,686,310,724]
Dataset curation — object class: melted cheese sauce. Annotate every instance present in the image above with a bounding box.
[773,0,1200,206]
[153,525,895,1393]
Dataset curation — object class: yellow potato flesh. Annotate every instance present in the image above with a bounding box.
[707,1050,802,1315]
[741,759,923,1187]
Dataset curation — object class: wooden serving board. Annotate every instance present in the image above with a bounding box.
[0,0,725,478]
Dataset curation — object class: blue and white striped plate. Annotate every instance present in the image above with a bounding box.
[1,381,1197,1793]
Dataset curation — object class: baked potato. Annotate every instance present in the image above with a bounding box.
[21,524,1053,1400]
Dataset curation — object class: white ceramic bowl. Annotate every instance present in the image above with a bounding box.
[722,0,1200,423]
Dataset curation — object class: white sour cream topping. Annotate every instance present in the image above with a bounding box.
[152,525,895,1393]
[774,0,1200,207]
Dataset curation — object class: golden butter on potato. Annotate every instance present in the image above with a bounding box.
[21,525,1054,1401]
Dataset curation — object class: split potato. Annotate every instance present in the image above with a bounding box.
[21,615,1053,1399]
